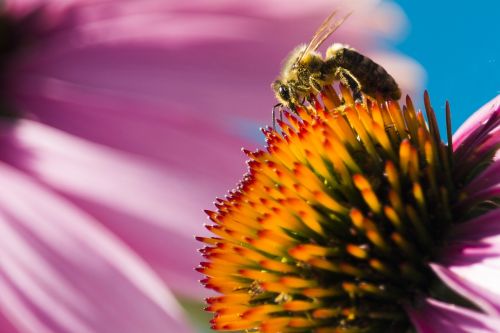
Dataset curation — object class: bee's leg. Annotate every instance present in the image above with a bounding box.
[309,73,323,94]
[272,103,282,130]
[335,68,363,102]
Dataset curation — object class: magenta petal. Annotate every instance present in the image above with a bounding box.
[452,96,500,170]
[406,298,500,333]
[458,151,500,210]
[453,95,500,151]
[0,163,192,333]
[9,0,423,147]
[0,119,213,297]
[446,209,500,247]
[431,264,500,317]
[464,160,500,198]
[432,209,500,316]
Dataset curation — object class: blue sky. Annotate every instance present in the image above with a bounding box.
[393,1,499,132]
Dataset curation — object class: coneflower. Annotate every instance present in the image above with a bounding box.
[198,85,500,332]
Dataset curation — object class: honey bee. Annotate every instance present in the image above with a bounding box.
[272,11,401,115]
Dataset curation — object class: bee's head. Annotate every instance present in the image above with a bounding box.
[272,80,291,104]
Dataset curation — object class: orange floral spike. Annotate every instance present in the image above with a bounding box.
[333,114,361,149]
[280,276,318,288]
[259,259,298,273]
[202,277,248,294]
[215,305,251,316]
[386,100,406,136]
[207,293,252,306]
[289,317,315,328]
[370,100,385,128]
[219,320,256,331]
[345,107,378,158]
[346,244,369,259]
[260,317,290,333]
[384,205,401,229]
[292,163,324,192]
[399,139,411,175]
[256,229,295,247]
[360,188,382,214]
[283,300,320,311]
[288,244,335,261]
[238,269,280,282]
[391,232,416,257]
[384,160,400,194]
[303,287,343,298]
[296,106,313,123]
[369,258,393,275]
[208,253,251,266]
[339,83,355,104]
[246,237,288,257]
[388,189,404,215]
[283,111,301,132]
[199,85,482,333]
[413,182,425,210]
[312,190,348,214]
[259,281,295,293]
[307,258,340,272]
[241,304,283,321]
[366,229,390,253]
[195,236,220,245]
[339,262,365,277]
[313,308,343,319]
[197,263,239,277]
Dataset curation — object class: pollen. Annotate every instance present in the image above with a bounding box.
[199,87,457,332]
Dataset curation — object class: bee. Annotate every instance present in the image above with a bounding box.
[272,11,401,116]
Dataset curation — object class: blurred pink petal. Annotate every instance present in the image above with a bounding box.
[0,119,215,296]
[0,161,191,333]
[1,0,422,299]
[407,298,500,333]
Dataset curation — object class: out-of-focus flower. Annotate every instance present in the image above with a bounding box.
[0,0,423,308]
[199,86,499,332]
[0,157,191,333]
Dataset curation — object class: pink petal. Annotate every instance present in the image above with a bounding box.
[0,313,20,333]
[0,119,215,297]
[3,0,424,298]
[459,159,500,209]
[432,209,500,316]
[9,0,422,138]
[464,161,500,196]
[406,298,500,333]
[453,95,500,153]
[0,162,192,333]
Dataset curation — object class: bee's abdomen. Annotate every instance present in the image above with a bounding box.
[326,47,401,100]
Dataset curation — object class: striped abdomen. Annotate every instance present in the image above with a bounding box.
[325,47,401,100]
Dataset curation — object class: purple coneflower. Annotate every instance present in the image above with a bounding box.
[199,86,499,332]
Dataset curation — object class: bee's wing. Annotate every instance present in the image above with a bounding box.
[297,11,352,63]
[310,12,352,52]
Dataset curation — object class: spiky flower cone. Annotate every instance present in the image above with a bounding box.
[198,85,499,333]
